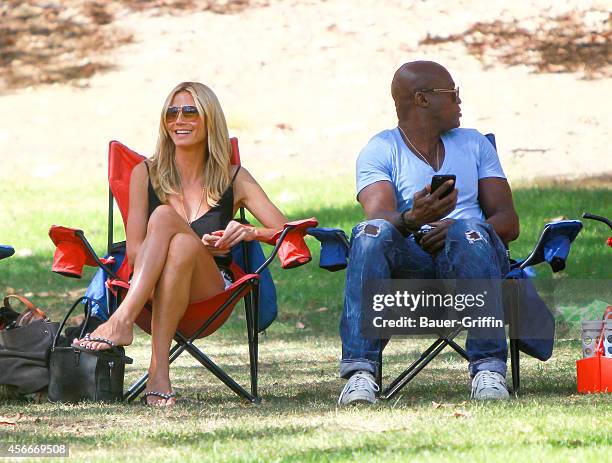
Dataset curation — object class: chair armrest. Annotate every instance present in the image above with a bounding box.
[48,225,115,278]
[255,218,318,272]
[307,227,350,271]
[0,245,15,261]
[513,220,583,272]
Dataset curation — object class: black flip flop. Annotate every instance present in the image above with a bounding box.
[141,391,176,406]
[71,335,133,364]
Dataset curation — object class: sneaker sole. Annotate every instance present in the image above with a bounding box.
[339,393,377,406]
[473,393,510,400]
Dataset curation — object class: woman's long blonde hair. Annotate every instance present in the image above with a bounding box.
[149,82,232,207]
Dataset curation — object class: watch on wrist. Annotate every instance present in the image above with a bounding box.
[399,209,418,234]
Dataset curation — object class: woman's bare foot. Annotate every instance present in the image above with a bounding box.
[73,315,134,351]
[144,374,175,407]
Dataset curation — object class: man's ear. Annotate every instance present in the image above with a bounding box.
[414,91,429,108]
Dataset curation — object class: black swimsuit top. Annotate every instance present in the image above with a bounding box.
[145,162,240,269]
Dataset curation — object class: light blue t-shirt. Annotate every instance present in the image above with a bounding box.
[356,128,506,221]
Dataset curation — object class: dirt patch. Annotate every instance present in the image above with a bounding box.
[518,174,612,189]
[421,10,611,79]
[0,0,610,185]
[0,0,270,91]
[0,1,130,90]
[121,0,270,15]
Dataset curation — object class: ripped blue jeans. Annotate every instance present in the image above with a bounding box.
[340,218,510,379]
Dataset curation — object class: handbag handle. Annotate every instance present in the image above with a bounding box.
[4,294,36,311]
[51,297,99,349]
[4,294,47,325]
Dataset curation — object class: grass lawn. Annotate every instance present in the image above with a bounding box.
[1,171,611,462]
[2,337,611,462]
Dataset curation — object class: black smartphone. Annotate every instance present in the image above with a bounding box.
[431,174,456,198]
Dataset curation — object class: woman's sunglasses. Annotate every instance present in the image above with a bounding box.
[165,105,199,122]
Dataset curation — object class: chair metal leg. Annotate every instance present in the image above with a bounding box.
[507,279,521,396]
[124,342,183,402]
[376,350,383,393]
[125,282,260,403]
[510,338,520,396]
[128,335,257,403]
[448,339,468,360]
[381,329,463,401]
[182,340,258,403]
[381,337,446,400]
[124,371,148,402]
[252,285,259,398]
[245,283,259,399]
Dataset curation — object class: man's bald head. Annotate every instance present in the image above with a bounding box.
[391,61,453,119]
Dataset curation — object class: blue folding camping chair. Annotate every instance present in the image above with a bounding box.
[378,217,582,400]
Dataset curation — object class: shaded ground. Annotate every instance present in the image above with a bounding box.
[1,334,611,462]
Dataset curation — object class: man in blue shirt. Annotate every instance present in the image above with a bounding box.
[338,61,520,405]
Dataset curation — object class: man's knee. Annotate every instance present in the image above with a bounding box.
[352,219,397,245]
[448,219,490,246]
[444,219,507,277]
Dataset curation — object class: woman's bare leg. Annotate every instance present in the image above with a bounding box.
[145,233,224,405]
[75,205,214,350]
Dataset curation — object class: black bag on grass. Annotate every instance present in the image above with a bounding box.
[48,297,132,403]
[0,295,59,394]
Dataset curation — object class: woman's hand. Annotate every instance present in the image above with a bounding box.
[213,221,257,250]
[201,233,230,256]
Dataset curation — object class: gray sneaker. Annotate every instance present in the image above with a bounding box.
[338,370,379,406]
[470,370,510,400]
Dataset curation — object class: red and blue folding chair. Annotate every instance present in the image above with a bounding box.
[49,138,317,403]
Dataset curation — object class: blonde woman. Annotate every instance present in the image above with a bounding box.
[73,82,287,406]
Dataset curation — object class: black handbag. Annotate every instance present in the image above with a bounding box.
[48,297,133,403]
[0,295,59,394]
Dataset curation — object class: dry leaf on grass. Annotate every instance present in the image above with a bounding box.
[335,419,412,434]
[450,410,471,418]
[0,412,24,426]
[432,400,467,409]
[295,321,306,329]
[420,11,611,79]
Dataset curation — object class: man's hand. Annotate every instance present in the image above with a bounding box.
[419,219,455,255]
[213,220,257,250]
[403,180,458,230]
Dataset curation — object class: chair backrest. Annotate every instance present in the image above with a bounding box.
[106,137,252,337]
[482,132,583,273]
[106,137,244,281]
[108,137,241,235]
